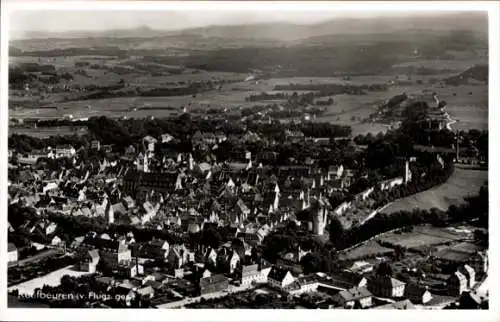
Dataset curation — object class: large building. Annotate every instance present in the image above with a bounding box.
[123,170,179,201]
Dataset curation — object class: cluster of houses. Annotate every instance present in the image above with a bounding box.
[9,131,371,240]
[7,126,488,309]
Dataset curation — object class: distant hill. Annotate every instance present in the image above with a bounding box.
[445,64,488,85]
[14,12,487,43]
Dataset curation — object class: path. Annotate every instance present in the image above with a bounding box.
[156,283,255,309]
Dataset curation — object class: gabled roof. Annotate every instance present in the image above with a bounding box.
[8,243,17,252]
[369,275,405,288]
[375,299,416,309]
[268,266,292,282]
[199,274,227,288]
[88,249,100,261]
[137,286,154,296]
[337,286,372,302]
[242,264,259,278]
[404,283,429,298]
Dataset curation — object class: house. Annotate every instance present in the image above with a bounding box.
[118,260,144,278]
[470,251,488,276]
[102,144,113,153]
[131,240,169,261]
[136,285,155,299]
[201,268,212,279]
[448,270,468,296]
[39,221,58,236]
[228,251,240,274]
[204,248,218,268]
[267,266,295,289]
[284,275,319,295]
[91,140,101,151]
[8,243,18,263]
[55,145,76,158]
[404,283,432,304]
[167,244,189,269]
[161,133,175,143]
[459,264,476,289]
[374,299,416,309]
[51,236,63,247]
[459,291,486,309]
[327,165,344,181]
[80,249,100,273]
[345,261,374,274]
[333,286,373,309]
[93,238,132,269]
[241,264,260,286]
[330,271,368,289]
[217,248,241,274]
[143,136,157,152]
[199,274,229,295]
[70,236,85,250]
[114,286,137,307]
[367,275,406,298]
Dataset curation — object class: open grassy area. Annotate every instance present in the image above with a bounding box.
[436,84,488,131]
[377,225,470,250]
[339,240,394,261]
[382,167,488,213]
[9,126,88,138]
[391,59,485,72]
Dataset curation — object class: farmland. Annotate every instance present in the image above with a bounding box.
[382,166,488,213]
[9,24,488,138]
[9,125,88,138]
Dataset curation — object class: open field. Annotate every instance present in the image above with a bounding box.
[382,167,488,213]
[9,66,487,136]
[8,265,91,296]
[339,240,394,261]
[391,59,485,71]
[377,225,471,250]
[9,126,88,138]
[436,84,488,131]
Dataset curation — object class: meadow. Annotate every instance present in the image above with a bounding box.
[9,53,488,138]
[338,240,394,261]
[376,225,470,250]
[382,166,488,213]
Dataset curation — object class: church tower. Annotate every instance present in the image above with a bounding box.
[136,152,149,173]
[311,199,328,235]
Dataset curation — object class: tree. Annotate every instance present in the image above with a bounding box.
[376,262,393,276]
[200,226,222,249]
[328,217,346,248]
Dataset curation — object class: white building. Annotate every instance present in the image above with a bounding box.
[55,145,76,159]
[268,267,295,290]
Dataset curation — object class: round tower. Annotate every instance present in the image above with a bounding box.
[311,199,327,235]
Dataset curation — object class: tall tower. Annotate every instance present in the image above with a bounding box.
[311,201,327,235]
[188,153,194,171]
[273,183,280,211]
[404,160,412,183]
[106,201,114,224]
[137,153,149,173]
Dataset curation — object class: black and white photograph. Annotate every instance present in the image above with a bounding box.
[1,1,498,321]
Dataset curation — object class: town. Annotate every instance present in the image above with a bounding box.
[6,10,489,311]
[7,99,488,309]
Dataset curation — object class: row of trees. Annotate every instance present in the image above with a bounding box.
[10,116,353,156]
[329,182,488,250]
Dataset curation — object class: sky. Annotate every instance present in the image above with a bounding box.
[9,10,448,37]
